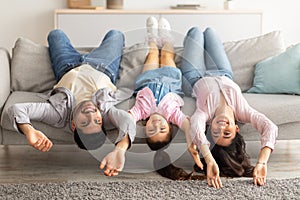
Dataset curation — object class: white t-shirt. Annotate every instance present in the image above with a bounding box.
[54,64,117,106]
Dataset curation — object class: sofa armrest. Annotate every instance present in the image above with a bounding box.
[0,47,11,112]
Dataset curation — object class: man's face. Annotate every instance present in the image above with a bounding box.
[145,113,171,143]
[73,101,102,134]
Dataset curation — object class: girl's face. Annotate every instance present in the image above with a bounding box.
[210,114,239,147]
[145,113,171,143]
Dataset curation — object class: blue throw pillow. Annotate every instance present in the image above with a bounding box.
[247,43,300,95]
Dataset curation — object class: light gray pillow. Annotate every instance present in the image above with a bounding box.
[224,31,285,92]
[11,38,56,93]
[117,43,148,89]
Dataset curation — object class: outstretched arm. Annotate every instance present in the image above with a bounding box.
[253,146,272,186]
[181,118,203,170]
[234,91,277,186]
[100,134,130,176]
[99,107,136,177]
[200,144,222,189]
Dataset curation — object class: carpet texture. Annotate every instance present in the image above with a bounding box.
[0,178,299,200]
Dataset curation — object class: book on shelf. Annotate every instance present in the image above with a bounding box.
[170,4,205,10]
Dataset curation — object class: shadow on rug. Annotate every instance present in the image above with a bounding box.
[0,178,299,199]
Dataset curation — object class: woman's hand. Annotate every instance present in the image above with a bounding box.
[253,146,272,186]
[253,162,267,186]
[206,160,222,188]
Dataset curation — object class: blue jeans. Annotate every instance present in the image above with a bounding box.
[181,27,233,88]
[135,67,184,105]
[47,29,124,84]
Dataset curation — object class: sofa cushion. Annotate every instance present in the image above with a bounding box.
[1,91,50,131]
[243,93,300,125]
[241,93,300,141]
[117,43,148,89]
[247,43,300,95]
[223,31,285,92]
[11,38,56,93]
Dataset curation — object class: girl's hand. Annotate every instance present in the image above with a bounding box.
[188,143,203,170]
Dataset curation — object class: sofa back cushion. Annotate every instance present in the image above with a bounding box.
[10,31,285,93]
[11,38,56,93]
[224,30,285,92]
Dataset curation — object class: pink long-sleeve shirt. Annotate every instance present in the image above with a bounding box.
[191,76,278,150]
[129,87,187,128]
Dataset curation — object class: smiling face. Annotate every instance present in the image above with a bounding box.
[145,113,171,143]
[210,114,239,147]
[73,100,103,134]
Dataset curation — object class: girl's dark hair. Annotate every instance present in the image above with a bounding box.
[146,139,171,151]
[204,131,254,177]
[144,119,173,151]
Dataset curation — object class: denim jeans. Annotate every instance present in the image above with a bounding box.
[181,27,233,88]
[47,29,124,84]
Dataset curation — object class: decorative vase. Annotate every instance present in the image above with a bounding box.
[106,0,123,9]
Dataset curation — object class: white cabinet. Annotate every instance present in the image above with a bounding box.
[55,9,262,47]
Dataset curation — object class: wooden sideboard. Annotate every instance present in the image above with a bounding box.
[54,9,263,47]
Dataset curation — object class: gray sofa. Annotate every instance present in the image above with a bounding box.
[1,30,300,145]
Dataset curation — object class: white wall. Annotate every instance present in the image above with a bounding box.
[0,0,299,52]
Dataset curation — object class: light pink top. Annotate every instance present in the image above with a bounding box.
[191,76,278,150]
[129,87,187,128]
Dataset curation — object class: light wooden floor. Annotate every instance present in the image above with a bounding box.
[0,140,300,184]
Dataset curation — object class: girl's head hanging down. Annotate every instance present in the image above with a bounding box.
[145,113,173,150]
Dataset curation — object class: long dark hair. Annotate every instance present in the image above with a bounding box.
[153,150,206,180]
[153,131,254,180]
[205,132,254,177]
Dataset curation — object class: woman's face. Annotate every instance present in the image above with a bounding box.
[145,113,171,143]
[210,114,239,147]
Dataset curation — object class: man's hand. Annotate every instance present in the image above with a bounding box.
[19,124,53,152]
[188,143,203,170]
[100,147,126,176]
[253,163,267,186]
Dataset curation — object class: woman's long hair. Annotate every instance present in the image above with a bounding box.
[202,129,254,177]
[153,130,254,180]
[153,150,206,180]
